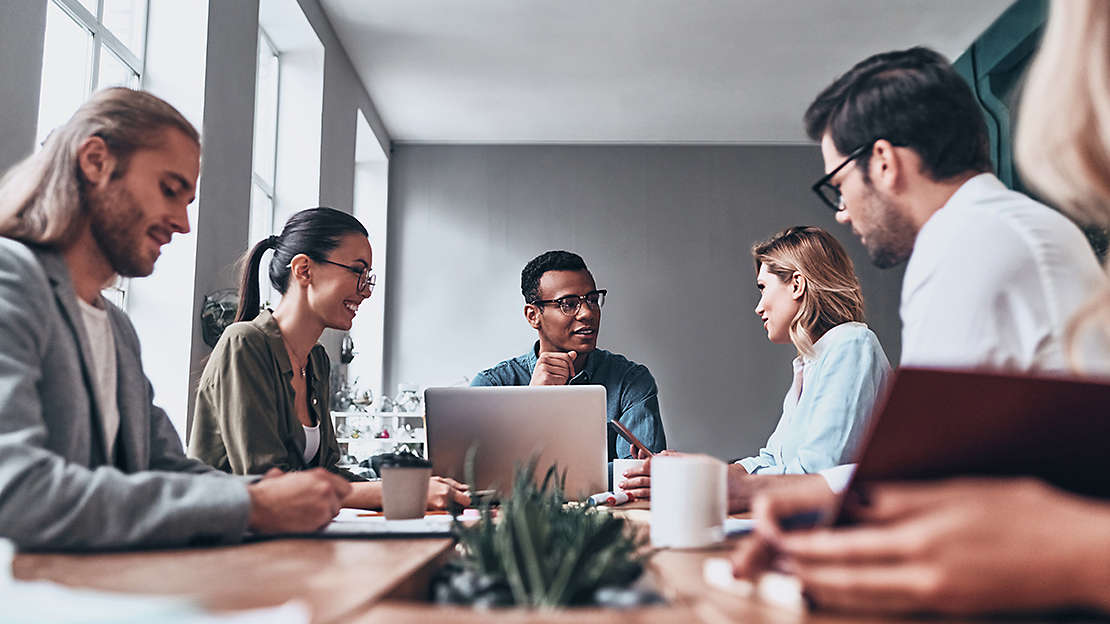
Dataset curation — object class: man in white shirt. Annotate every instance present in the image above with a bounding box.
[806,47,1105,373]
[799,47,1105,497]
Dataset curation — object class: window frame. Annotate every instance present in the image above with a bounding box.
[53,0,147,88]
[250,26,283,309]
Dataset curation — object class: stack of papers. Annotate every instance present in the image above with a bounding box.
[321,508,454,537]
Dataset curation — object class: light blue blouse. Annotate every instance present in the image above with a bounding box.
[738,322,890,475]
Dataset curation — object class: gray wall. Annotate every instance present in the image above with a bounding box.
[0,0,46,172]
[384,144,904,460]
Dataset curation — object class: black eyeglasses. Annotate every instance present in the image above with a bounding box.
[532,290,607,316]
[319,259,376,295]
[811,141,875,212]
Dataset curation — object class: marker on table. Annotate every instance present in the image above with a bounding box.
[588,490,631,506]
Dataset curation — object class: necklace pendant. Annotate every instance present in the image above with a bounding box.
[300,367,307,378]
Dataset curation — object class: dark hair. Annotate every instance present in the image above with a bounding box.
[804,47,993,183]
[520,250,589,303]
[235,207,368,323]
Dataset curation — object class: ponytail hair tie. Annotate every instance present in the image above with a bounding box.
[267,235,280,248]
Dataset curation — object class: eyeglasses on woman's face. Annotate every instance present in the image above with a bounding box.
[319,259,376,295]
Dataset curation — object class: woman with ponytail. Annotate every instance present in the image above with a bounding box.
[189,207,469,510]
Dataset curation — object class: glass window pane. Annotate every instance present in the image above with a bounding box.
[102,276,127,310]
[36,1,95,147]
[101,0,147,57]
[252,33,279,188]
[249,181,275,247]
[97,46,138,89]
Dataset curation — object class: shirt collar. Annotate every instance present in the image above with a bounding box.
[932,173,1003,221]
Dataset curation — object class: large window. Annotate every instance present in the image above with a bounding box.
[250,29,280,246]
[37,0,147,146]
[250,28,281,308]
[37,0,148,309]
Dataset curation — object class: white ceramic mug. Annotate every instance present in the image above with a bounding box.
[612,458,645,493]
[650,454,727,548]
[380,465,432,520]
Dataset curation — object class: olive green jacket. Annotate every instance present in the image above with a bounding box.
[189,310,364,481]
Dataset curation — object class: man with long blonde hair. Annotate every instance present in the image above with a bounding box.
[0,88,351,550]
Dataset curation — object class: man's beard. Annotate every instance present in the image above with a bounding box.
[859,187,917,269]
[86,183,157,278]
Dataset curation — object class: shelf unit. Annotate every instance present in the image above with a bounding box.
[331,410,426,461]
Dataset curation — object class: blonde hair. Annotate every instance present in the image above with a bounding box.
[752,226,866,357]
[1016,0,1110,369]
[0,87,199,247]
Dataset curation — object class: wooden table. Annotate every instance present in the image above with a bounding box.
[12,508,1077,624]
[13,538,454,623]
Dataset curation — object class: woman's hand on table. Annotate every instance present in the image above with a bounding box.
[426,476,471,509]
[733,477,1110,616]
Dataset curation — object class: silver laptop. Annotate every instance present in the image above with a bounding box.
[424,385,608,498]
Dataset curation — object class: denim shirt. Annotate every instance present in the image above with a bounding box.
[738,322,890,475]
[471,342,666,461]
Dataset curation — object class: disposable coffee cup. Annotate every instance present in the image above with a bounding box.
[379,453,432,520]
[650,454,727,548]
[612,458,645,494]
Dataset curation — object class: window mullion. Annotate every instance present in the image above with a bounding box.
[53,0,98,29]
[89,26,102,92]
[99,29,143,75]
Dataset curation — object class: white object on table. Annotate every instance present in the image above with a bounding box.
[612,458,644,493]
[650,454,727,548]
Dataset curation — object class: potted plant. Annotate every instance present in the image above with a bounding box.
[431,458,662,610]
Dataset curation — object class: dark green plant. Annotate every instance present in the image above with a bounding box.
[435,454,652,609]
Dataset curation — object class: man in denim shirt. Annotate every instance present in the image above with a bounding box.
[471,251,666,463]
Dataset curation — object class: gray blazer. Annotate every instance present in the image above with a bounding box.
[0,238,251,550]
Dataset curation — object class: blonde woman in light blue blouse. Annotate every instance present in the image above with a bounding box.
[738,226,889,476]
[619,226,889,509]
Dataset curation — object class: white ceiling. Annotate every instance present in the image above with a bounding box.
[320,0,1013,144]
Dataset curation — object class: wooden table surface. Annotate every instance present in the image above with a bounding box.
[12,506,1081,624]
[13,537,453,623]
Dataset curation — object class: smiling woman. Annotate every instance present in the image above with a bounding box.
[187,206,471,512]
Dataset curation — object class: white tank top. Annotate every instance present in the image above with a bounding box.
[302,423,321,464]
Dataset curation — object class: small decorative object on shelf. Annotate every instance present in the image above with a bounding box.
[331,408,427,463]
[394,383,422,413]
[340,334,356,364]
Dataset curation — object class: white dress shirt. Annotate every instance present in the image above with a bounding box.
[900,173,1107,373]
